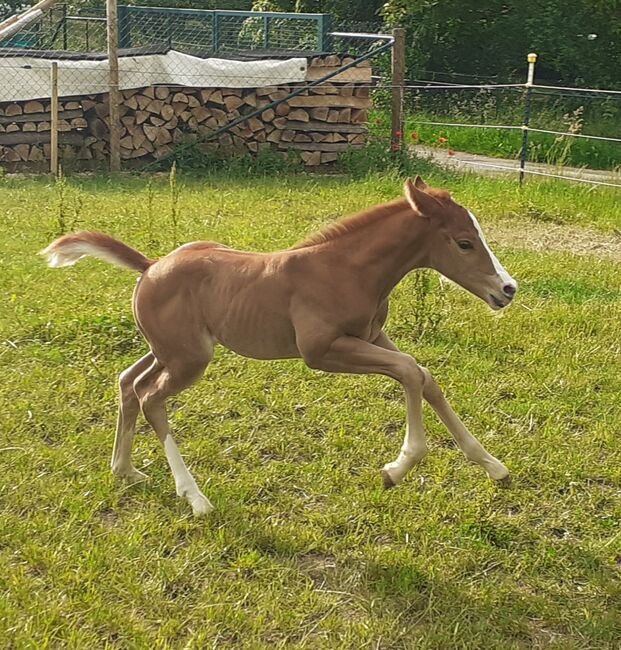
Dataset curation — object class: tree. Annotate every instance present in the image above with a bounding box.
[381,0,621,87]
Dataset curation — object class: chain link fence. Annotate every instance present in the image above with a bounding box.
[0,3,394,172]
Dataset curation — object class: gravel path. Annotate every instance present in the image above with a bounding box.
[413,145,621,186]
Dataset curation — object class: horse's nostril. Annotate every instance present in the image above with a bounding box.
[503,284,516,298]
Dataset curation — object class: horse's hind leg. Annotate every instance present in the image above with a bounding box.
[134,355,213,516]
[111,352,154,481]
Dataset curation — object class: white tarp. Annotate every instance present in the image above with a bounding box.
[0,50,308,102]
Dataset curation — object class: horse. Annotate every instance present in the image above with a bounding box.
[41,177,517,516]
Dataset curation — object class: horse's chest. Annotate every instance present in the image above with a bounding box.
[345,301,389,342]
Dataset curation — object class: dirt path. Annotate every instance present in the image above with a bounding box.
[414,145,621,186]
[487,219,621,262]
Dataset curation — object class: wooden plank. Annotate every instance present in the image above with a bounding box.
[0,131,84,146]
[288,95,371,109]
[0,109,83,125]
[305,66,372,83]
[283,120,366,134]
[310,83,340,95]
[279,142,364,152]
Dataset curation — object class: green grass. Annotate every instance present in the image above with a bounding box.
[1,169,621,648]
[371,99,621,170]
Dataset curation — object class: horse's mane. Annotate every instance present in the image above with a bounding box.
[291,187,451,250]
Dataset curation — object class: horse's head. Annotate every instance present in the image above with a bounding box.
[405,177,517,310]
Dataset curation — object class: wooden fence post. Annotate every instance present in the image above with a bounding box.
[391,27,405,154]
[106,0,121,172]
[50,61,59,177]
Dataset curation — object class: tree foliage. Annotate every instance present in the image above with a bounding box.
[3,0,619,87]
[382,0,621,87]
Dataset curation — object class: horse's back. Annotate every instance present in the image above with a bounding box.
[133,243,300,360]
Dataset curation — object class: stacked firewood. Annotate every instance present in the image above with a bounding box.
[0,99,89,163]
[0,55,371,168]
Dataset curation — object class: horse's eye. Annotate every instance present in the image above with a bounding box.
[457,240,473,250]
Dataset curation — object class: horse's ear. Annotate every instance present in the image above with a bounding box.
[404,178,437,218]
[414,175,428,190]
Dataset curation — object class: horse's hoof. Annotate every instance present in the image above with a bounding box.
[496,473,512,488]
[381,469,396,490]
[112,467,149,483]
[190,495,215,517]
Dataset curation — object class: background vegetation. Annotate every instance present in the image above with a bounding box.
[3,0,619,87]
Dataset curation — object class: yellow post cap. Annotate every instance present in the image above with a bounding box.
[527,52,538,63]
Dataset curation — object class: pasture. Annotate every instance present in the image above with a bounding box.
[1,169,620,648]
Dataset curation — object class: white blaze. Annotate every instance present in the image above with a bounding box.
[467,211,516,288]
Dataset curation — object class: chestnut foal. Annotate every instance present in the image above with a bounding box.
[42,177,517,516]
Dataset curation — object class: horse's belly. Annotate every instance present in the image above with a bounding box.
[212,305,300,360]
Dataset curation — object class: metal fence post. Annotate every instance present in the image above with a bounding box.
[519,52,537,185]
[318,14,332,51]
[391,28,405,155]
[117,5,130,48]
[263,15,269,49]
[61,3,67,50]
[213,12,219,53]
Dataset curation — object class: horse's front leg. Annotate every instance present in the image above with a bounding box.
[374,331,511,485]
[299,334,429,488]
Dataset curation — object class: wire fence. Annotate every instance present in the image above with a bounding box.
[0,3,393,172]
[0,4,619,186]
[373,66,621,188]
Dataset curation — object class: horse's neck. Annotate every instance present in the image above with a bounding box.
[325,206,430,299]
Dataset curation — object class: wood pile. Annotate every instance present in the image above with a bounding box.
[0,55,371,169]
[0,99,89,163]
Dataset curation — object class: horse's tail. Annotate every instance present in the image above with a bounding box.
[40,231,154,273]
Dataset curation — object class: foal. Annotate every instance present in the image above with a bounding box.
[42,177,517,516]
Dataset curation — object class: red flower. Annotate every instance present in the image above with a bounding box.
[448,149,456,156]
[438,137,447,144]
[410,131,418,139]
[391,143,401,152]
[375,117,382,125]
[395,130,403,137]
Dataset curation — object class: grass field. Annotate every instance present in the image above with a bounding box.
[1,168,621,648]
